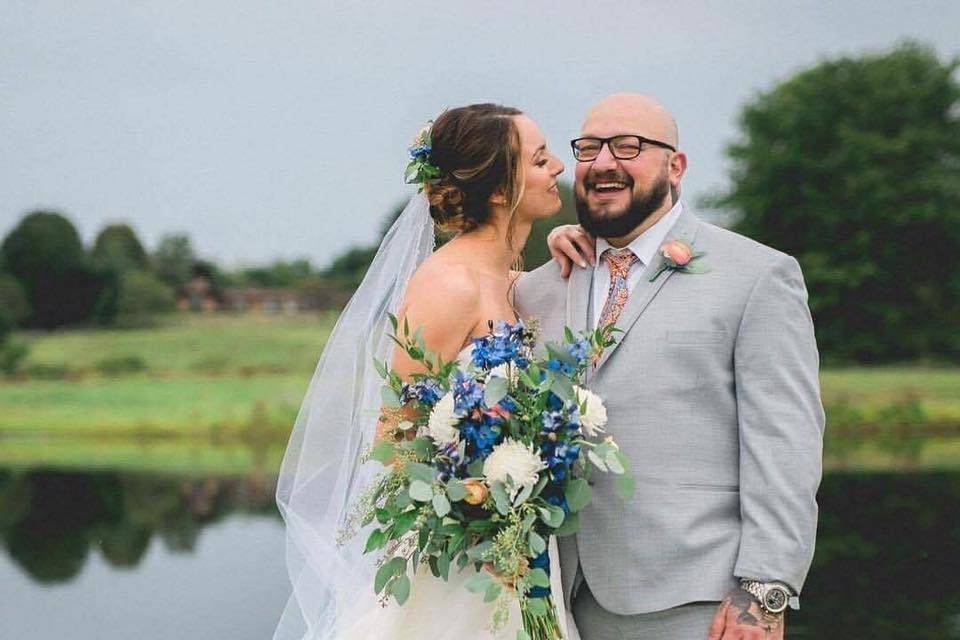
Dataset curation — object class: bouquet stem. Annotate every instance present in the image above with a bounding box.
[520,595,563,640]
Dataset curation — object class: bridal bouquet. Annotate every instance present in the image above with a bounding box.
[342,316,635,640]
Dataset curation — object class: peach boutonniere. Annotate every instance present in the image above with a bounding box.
[649,238,709,282]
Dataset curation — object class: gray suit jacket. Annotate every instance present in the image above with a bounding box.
[515,207,824,615]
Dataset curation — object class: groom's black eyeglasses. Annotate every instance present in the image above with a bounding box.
[570,135,676,162]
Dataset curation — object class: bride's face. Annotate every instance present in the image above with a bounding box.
[511,115,564,222]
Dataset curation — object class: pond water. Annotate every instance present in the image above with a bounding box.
[2,468,959,639]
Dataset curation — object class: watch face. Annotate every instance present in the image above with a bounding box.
[765,588,788,612]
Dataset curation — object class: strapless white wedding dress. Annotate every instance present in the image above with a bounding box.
[337,344,580,640]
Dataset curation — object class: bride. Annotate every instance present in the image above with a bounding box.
[274,103,583,640]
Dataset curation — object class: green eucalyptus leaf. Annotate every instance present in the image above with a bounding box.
[490,481,510,515]
[528,530,546,555]
[410,437,433,461]
[528,568,551,588]
[381,386,401,408]
[565,477,592,513]
[465,571,493,593]
[394,510,418,536]
[432,493,451,518]
[373,357,388,379]
[364,528,386,554]
[375,557,405,594]
[405,462,437,484]
[512,482,534,506]
[484,376,509,407]
[371,441,396,464]
[587,449,608,472]
[437,553,451,580]
[615,475,637,500]
[531,474,549,498]
[446,479,467,502]
[550,375,574,402]
[605,451,625,474]
[555,511,580,536]
[409,480,433,502]
[467,459,484,477]
[391,574,411,605]
[525,597,548,616]
[538,504,565,529]
[484,581,502,603]
[466,540,494,561]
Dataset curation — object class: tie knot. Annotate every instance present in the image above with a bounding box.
[603,248,638,278]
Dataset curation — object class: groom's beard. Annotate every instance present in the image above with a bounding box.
[575,165,670,239]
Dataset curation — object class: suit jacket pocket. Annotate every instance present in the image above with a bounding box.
[666,330,727,345]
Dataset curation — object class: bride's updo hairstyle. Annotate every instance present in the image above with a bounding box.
[424,103,524,234]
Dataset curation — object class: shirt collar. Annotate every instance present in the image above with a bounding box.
[595,200,684,268]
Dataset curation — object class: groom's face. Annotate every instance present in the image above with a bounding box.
[573,102,681,239]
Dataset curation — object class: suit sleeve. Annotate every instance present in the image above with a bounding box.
[732,254,825,597]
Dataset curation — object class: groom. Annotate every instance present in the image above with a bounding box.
[519,93,825,639]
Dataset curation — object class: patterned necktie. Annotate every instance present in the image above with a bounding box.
[597,248,640,329]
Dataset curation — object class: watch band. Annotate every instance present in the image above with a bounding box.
[739,579,798,613]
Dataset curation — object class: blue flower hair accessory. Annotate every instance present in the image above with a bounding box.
[404,121,441,190]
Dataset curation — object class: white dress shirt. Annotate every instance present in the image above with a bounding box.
[590,200,684,329]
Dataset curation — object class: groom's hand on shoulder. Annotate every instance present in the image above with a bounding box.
[707,587,786,640]
[547,225,595,278]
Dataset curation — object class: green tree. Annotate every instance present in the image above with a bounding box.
[113,270,176,327]
[91,223,148,272]
[152,233,195,288]
[0,210,104,328]
[239,258,315,288]
[0,273,30,324]
[712,42,960,363]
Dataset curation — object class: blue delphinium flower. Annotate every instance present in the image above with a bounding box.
[541,409,566,434]
[461,418,500,461]
[435,441,462,482]
[401,378,444,406]
[452,371,484,413]
[471,320,527,369]
[545,392,563,412]
[542,440,581,482]
[564,401,582,432]
[409,144,431,160]
[566,337,591,364]
[546,358,576,376]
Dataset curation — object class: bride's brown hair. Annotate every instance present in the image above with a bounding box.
[423,103,525,235]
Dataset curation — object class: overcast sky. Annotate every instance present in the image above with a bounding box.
[2,1,958,268]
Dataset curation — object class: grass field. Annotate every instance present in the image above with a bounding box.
[2,313,958,444]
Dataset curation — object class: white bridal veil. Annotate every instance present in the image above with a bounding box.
[273,194,435,640]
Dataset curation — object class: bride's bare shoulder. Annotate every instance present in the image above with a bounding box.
[403,254,480,313]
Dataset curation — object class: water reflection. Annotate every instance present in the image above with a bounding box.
[797,472,960,639]
[2,467,958,638]
[0,469,276,584]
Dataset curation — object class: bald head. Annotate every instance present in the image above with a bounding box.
[582,93,678,148]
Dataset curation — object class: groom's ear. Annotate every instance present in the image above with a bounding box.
[669,151,688,186]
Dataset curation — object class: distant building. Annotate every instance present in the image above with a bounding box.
[221,287,301,314]
[176,275,221,312]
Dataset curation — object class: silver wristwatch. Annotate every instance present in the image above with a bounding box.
[739,579,796,614]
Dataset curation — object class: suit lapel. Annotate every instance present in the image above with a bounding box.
[565,260,592,334]
[592,208,702,374]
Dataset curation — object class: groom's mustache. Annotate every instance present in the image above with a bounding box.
[584,171,634,191]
